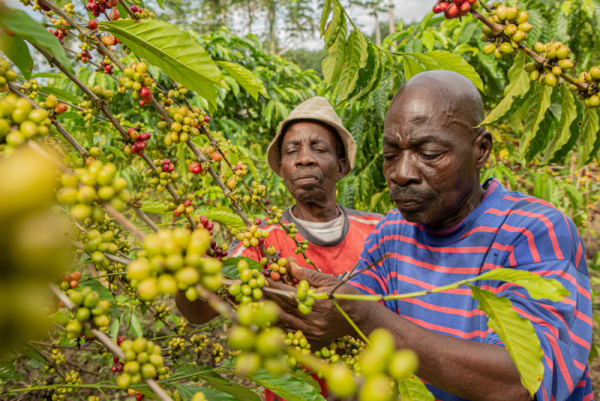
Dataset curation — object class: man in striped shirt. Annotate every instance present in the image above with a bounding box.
[266,71,593,401]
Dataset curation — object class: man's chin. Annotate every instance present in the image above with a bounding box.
[395,203,429,224]
[293,188,326,204]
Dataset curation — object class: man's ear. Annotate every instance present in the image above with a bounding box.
[474,130,493,169]
[337,158,349,180]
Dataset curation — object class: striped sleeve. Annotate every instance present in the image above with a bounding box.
[483,208,592,401]
[348,217,393,304]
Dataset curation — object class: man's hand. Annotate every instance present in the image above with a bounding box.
[264,259,373,343]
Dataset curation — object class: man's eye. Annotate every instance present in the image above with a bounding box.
[383,154,397,162]
[421,153,442,160]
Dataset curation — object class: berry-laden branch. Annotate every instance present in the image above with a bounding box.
[48,284,174,401]
[7,83,88,157]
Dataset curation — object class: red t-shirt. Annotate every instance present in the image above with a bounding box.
[227,205,382,400]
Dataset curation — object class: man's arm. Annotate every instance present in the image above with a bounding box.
[174,291,219,324]
[265,263,530,401]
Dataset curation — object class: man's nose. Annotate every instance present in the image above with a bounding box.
[391,152,420,186]
[295,147,317,167]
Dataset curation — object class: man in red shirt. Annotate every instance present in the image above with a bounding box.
[175,96,382,399]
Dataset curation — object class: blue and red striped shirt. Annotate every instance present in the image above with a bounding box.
[349,178,593,401]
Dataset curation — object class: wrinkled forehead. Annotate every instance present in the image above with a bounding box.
[384,91,475,143]
[282,121,337,146]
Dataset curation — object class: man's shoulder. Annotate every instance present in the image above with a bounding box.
[488,186,574,230]
[342,206,384,224]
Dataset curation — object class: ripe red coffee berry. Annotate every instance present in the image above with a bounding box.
[204,115,210,122]
[200,215,208,226]
[88,19,98,29]
[139,100,145,106]
[184,200,191,206]
[131,5,139,12]
[162,159,170,165]
[70,280,79,288]
[446,3,459,18]
[433,3,442,13]
[254,217,261,225]
[113,356,119,363]
[110,9,120,20]
[116,336,126,346]
[140,87,150,97]
[439,1,449,11]
[460,1,470,13]
[71,272,82,281]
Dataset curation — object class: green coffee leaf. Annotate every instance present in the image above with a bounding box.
[468,286,543,397]
[100,19,221,107]
[338,30,368,101]
[473,268,570,301]
[398,375,435,401]
[0,8,73,73]
[481,53,530,126]
[216,61,268,100]
[0,31,33,79]
[542,87,578,163]
[576,107,600,169]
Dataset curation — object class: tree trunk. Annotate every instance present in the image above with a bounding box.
[388,0,396,49]
[374,12,381,45]
[267,1,277,53]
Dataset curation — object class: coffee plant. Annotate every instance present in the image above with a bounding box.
[0,0,597,400]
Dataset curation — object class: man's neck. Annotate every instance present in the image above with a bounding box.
[292,198,340,222]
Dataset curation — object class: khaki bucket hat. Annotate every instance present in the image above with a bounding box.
[266,96,357,177]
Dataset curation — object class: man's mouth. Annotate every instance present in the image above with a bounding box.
[392,197,429,211]
[293,175,319,185]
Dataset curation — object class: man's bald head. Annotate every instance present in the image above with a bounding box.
[381,70,492,228]
[386,70,485,137]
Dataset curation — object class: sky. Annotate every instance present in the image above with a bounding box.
[229,0,438,52]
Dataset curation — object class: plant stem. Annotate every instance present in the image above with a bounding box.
[331,300,371,345]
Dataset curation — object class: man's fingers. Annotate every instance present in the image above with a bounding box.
[288,261,340,288]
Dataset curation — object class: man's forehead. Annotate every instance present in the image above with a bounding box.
[282,124,334,146]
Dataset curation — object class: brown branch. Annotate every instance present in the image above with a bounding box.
[118,0,137,20]
[133,207,160,232]
[102,202,145,242]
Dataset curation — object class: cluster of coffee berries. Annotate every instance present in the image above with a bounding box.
[295,280,315,314]
[77,49,94,65]
[117,62,155,106]
[48,19,69,44]
[76,100,99,121]
[175,318,190,335]
[316,336,366,370]
[49,348,66,366]
[87,396,101,401]
[21,79,40,99]
[159,105,207,146]
[55,370,83,397]
[85,0,118,18]
[227,259,265,304]
[56,161,132,221]
[153,303,171,321]
[235,223,270,249]
[241,181,267,204]
[129,4,155,19]
[158,83,189,102]
[123,127,152,156]
[329,329,417,401]
[96,57,114,75]
[229,302,287,375]
[191,334,210,353]
[116,337,165,389]
[525,42,573,87]
[89,84,115,103]
[145,158,178,192]
[578,66,600,108]
[40,94,68,115]
[432,0,479,19]
[161,193,194,215]
[83,229,124,272]
[0,93,51,149]
[481,5,531,59]
[192,214,215,233]
[66,287,112,337]
[81,217,131,254]
[58,271,82,291]
[211,342,224,363]
[167,337,186,356]
[127,228,223,301]
[266,206,284,224]
[0,58,18,92]
[157,366,172,380]
[283,330,311,368]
